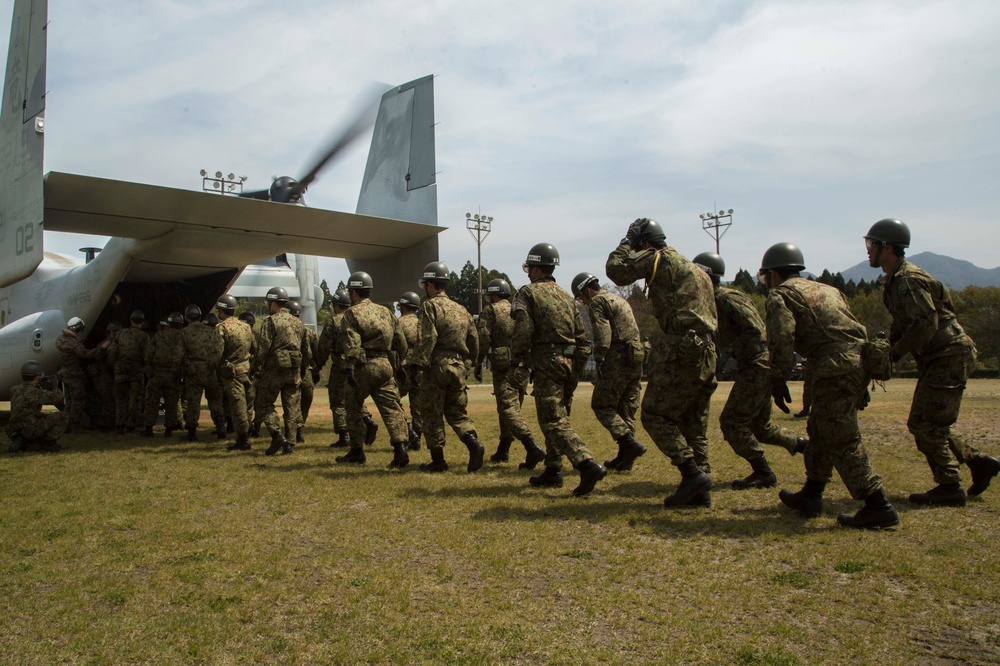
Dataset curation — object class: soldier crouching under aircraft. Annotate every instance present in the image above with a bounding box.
[6,361,70,452]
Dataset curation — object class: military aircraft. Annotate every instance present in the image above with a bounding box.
[0,0,442,399]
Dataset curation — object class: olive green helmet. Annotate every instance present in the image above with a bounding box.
[216,294,238,311]
[629,218,666,248]
[522,243,560,272]
[332,289,351,308]
[266,286,289,303]
[348,271,374,290]
[237,311,256,327]
[864,218,910,248]
[570,272,599,298]
[204,313,220,327]
[167,311,185,327]
[184,304,202,320]
[419,262,450,286]
[485,279,512,298]
[692,252,725,279]
[287,300,302,317]
[760,243,806,272]
[21,360,43,380]
[398,291,422,308]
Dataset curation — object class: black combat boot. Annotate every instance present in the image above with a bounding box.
[330,430,350,449]
[837,488,900,529]
[335,447,366,464]
[664,459,714,507]
[968,454,1000,496]
[363,415,379,445]
[164,426,175,438]
[296,428,305,444]
[793,437,808,455]
[794,407,810,418]
[420,447,449,473]
[407,429,422,451]
[611,433,647,472]
[265,432,287,456]
[187,427,198,443]
[731,455,777,490]
[529,467,564,488]
[389,441,410,469]
[249,422,261,438]
[227,433,251,451]
[461,432,485,472]
[686,491,712,508]
[226,417,234,434]
[573,459,608,497]
[519,435,545,470]
[909,483,967,507]
[141,426,154,438]
[490,437,514,463]
[778,479,826,518]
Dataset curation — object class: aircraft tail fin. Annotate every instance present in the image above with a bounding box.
[0,0,47,288]
[352,75,439,300]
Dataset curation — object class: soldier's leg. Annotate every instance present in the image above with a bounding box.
[279,378,301,439]
[163,381,182,431]
[532,361,592,469]
[720,369,767,461]
[677,350,717,472]
[225,375,249,435]
[441,364,475,439]
[908,355,972,485]
[591,374,631,440]
[45,412,71,441]
[65,376,88,428]
[114,381,130,429]
[204,374,226,433]
[299,378,314,426]
[419,366,448,452]
[641,363,698,465]
[371,380,409,444]
[343,383,368,451]
[183,377,205,430]
[144,375,163,428]
[253,377,282,437]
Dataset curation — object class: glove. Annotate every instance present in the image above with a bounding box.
[857,389,872,411]
[474,364,483,382]
[771,378,791,414]
[311,368,321,384]
[890,348,902,363]
[396,364,408,386]
[595,361,604,381]
[408,364,422,389]
[623,218,645,248]
[347,368,358,389]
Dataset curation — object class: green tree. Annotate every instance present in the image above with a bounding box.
[953,286,1000,369]
[847,290,892,338]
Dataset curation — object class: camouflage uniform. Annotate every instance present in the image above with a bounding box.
[297,326,320,431]
[55,328,102,428]
[883,258,986,485]
[766,276,882,500]
[585,290,643,441]
[397,310,423,435]
[181,322,224,431]
[316,310,370,438]
[144,327,184,430]
[255,308,307,439]
[216,316,256,437]
[477,298,532,442]
[511,276,594,469]
[606,244,718,470]
[88,336,117,430]
[8,381,69,444]
[715,285,801,458]
[414,293,479,451]
[342,300,409,451]
[109,326,149,430]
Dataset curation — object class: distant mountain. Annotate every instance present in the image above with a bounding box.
[840,252,1000,289]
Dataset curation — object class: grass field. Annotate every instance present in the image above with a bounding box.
[1,379,998,665]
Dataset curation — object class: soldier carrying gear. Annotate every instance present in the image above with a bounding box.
[396,291,424,450]
[254,286,308,455]
[691,251,807,492]
[759,242,899,529]
[6,361,69,452]
[108,312,149,434]
[287,300,319,444]
[142,309,185,438]
[864,219,1000,504]
[216,295,258,451]
[180,303,225,441]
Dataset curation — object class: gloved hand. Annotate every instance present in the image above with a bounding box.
[857,389,872,411]
[474,364,483,382]
[595,361,604,381]
[771,378,791,413]
[311,368,321,384]
[347,368,358,389]
[407,364,422,389]
[622,218,645,248]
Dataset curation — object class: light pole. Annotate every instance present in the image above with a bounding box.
[200,169,247,195]
[699,208,734,254]
[466,212,493,315]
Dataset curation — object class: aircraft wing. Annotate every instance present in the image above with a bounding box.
[42,171,444,268]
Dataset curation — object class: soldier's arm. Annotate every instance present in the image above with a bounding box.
[315,324,333,369]
[476,308,493,367]
[413,306,437,367]
[765,292,796,381]
[75,338,103,360]
[392,318,408,362]
[465,315,479,363]
[893,278,939,357]
[589,299,611,361]
[572,305,593,372]
[255,319,274,369]
[341,312,363,368]
[510,291,534,364]
[605,243,653,287]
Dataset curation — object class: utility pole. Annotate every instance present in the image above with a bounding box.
[466,212,493,315]
[699,208,734,254]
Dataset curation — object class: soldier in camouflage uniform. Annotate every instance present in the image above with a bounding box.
[336,272,412,467]
[474,278,545,468]
[109,310,149,434]
[692,252,808,490]
[606,219,716,507]
[288,300,320,444]
[316,289,354,448]
[407,261,486,473]
[865,219,1000,504]
[55,316,107,432]
[572,272,647,473]
[180,305,225,441]
[253,287,307,454]
[513,244,606,496]
[239,311,259,433]
[215,295,256,451]
[89,321,120,432]
[7,361,69,452]
[141,312,185,437]
[396,292,424,451]
[760,242,898,529]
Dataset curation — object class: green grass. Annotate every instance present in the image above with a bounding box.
[1,379,999,664]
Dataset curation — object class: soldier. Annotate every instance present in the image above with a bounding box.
[571,272,647,472]
[109,310,149,434]
[692,252,808,490]
[606,219,717,507]
[475,278,545,467]
[6,361,69,452]
[512,244,606,496]
[180,305,225,441]
[396,291,424,450]
[254,287,306,455]
[288,300,320,444]
[759,242,898,529]
[55,316,107,432]
[215,295,256,451]
[142,312,185,437]
[864,219,1000,504]
[407,261,485,473]
[336,272,412,467]
[239,311,259,434]
[89,321,120,432]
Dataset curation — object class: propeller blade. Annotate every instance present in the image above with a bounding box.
[289,82,390,198]
[240,188,271,201]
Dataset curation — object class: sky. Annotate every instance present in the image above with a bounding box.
[4,0,999,292]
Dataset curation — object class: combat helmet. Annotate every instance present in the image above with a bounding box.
[419,262,450,288]
[864,218,911,248]
[66,316,86,332]
[397,291,422,308]
[216,294,238,312]
[265,286,289,303]
[759,243,806,273]
[130,310,145,323]
[21,360,43,381]
[184,304,203,320]
[692,252,726,282]
[237,311,256,327]
[332,289,351,308]
[347,271,374,290]
[570,272,599,298]
[628,218,666,249]
[204,313,220,327]
[288,301,302,317]
[522,243,560,273]
[485,279,512,298]
[106,321,122,333]
[167,311,185,327]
